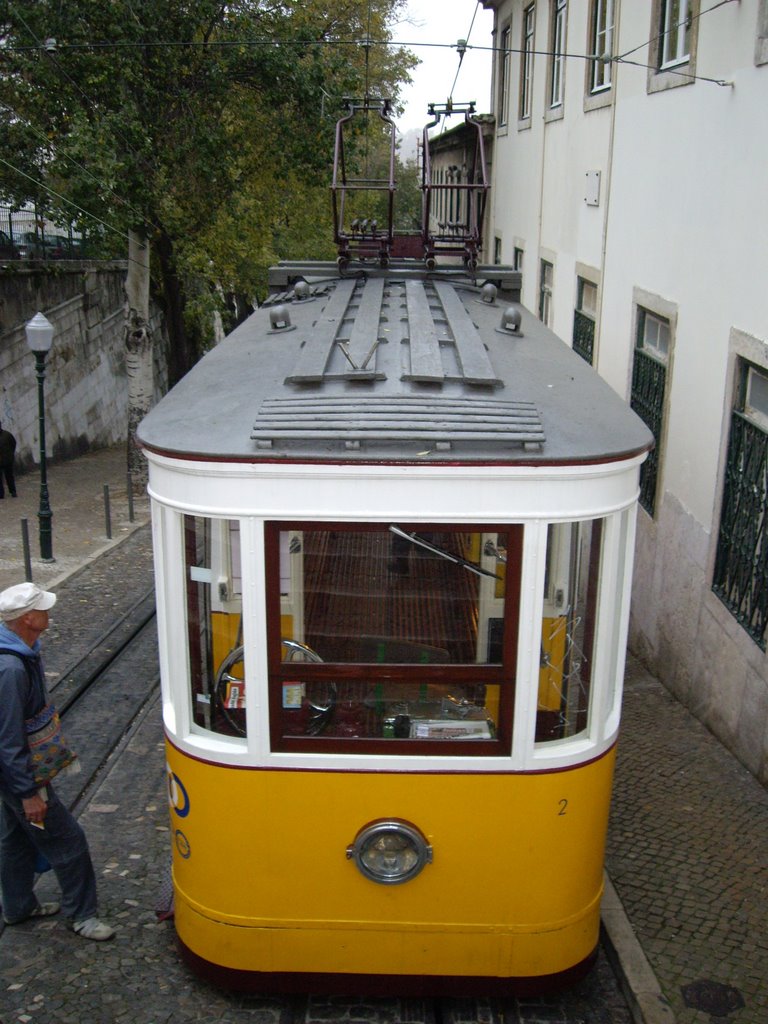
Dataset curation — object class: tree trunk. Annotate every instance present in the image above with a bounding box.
[155,231,197,385]
[124,230,154,492]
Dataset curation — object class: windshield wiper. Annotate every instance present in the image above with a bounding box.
[388,525,501,580]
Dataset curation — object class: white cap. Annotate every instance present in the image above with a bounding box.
[0,582,57,622]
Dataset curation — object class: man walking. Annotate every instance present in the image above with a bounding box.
[0,582,114,940]
[0,421,17,498]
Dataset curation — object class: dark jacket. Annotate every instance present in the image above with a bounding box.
[0,624,47,798]
[0,428,16,467]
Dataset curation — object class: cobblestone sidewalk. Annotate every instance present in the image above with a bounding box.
[606,657,768,1024]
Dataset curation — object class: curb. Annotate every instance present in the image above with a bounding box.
[601,873,676,1024]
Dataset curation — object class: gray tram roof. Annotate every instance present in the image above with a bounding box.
[138,262,653,466]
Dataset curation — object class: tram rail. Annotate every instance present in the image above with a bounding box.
[48,586,157,714]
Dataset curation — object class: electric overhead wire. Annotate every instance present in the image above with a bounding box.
[615,0,740,62]
[8,3,156,168]
[5,2,163,239]
[0,156,143,264]
[0,101,153,230]
[2,32,735,88]
[448,1,480,103]
[0,0,738,245]
[1,0,741,71]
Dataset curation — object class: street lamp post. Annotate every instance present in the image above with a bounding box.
[25,312,55,563]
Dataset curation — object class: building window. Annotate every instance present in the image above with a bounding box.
[659,0,691,69]
[758,0,768,66]
[494,236,503,264]
[539,260,553,326]
[713,363,768,649]
[590,0,614,93]
[631,309,670,516]
[498,24,511,127]
[648,0,700,91]
[513,246,524,272]
[573,277,597,364]
[520,5,536,121]
[550,0,567,108]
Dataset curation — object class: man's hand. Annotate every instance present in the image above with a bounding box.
[22,793,47,824]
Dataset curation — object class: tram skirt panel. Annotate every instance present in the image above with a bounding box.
[165,741,615,987]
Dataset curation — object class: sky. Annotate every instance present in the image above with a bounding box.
[390,1,495,134]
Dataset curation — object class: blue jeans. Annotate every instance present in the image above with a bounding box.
[0,784,98,924]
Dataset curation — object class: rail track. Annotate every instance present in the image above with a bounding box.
[46,586,160,815]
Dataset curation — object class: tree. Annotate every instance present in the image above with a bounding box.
[0,1,417,479]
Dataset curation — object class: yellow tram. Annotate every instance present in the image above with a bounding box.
[139,257,652,994]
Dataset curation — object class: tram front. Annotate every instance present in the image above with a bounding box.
[139,264,652,993]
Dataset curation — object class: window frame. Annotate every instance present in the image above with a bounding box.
[758,0,768,66]
[519,4,536,125]
[659,0,691,69]
[539,258,554,326]
[630,300,675,517]
[648,0,700,93]
[548,0,568,113]
[573,274,598,364]
[589,0,614,94]
[513,245,525,272]
[712,357,768,650]
[498,22,512,128]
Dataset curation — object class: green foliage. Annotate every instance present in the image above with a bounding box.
[0,0,417,376]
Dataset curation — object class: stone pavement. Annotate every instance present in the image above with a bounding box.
[0,444,150,594]
[606,661,768,1024]
[0,446,766,1024]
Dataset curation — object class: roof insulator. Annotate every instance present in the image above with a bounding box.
[480,283,497,304]
[497,306,523,337]
[269,306,293,332]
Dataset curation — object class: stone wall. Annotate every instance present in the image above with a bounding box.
[630,494,768,787]
[0,264,167,471]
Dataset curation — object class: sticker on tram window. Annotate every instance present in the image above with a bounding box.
[225,682,245,709]
[282,682,306,709]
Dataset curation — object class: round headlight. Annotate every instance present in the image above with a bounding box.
[346,819,433,885]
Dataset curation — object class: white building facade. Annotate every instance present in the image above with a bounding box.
[481,0,768,783]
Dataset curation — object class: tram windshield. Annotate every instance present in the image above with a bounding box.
[179,513,609,754]
[266,522,520,753]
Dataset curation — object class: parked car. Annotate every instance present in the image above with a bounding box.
[15,231,47,259]
[45,234,83,258]
[0,230,20,259]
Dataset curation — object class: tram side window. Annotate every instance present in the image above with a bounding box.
[183,515,245,738]
[265,522,522,753]
[537,519,602,743]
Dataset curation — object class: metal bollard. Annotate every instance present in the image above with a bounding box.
[21,518,33,581]
[126,472,135,522]
[103,484,112,539]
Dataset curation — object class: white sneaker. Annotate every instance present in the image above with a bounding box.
[72,917,115,941]
[3,901,60,925]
